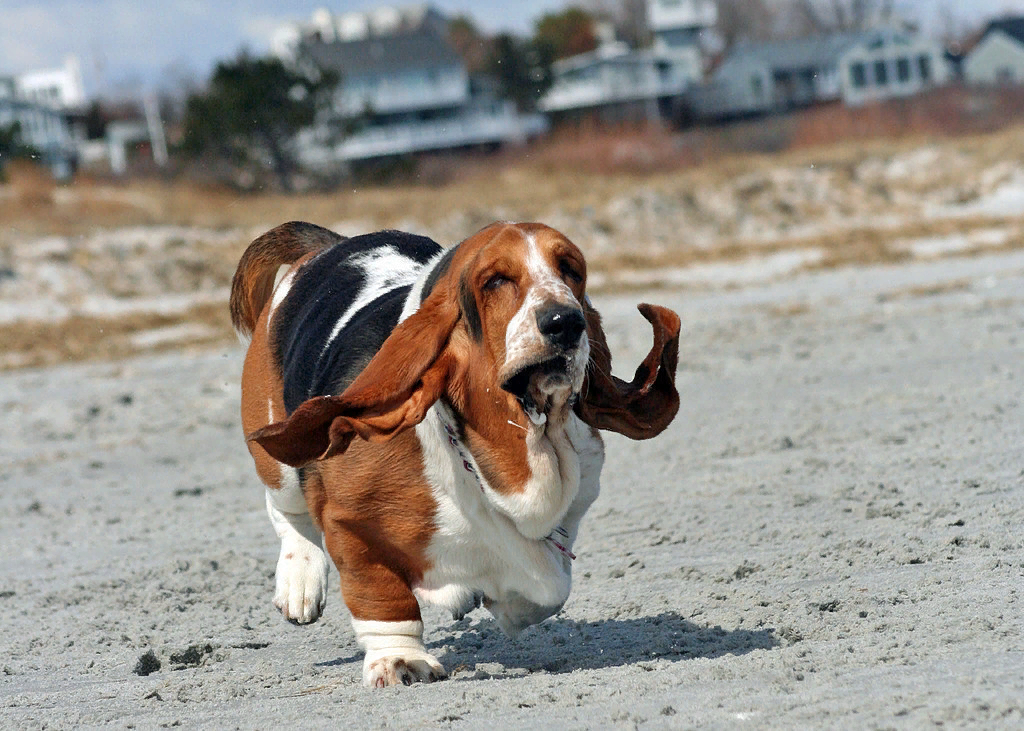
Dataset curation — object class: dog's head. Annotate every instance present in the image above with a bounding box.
[250,222,681,467]
[454,222,590,425]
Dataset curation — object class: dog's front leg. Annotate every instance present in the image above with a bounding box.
[324,523,446,687]
[265,487,329,624]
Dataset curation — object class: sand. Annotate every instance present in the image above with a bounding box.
[1,250,1022,729]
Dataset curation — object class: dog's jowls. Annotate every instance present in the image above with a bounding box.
[230,220,680,687]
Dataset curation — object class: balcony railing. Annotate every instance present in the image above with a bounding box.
[298,103,548,164]
[539,70,691,112]
[648,0,717,31]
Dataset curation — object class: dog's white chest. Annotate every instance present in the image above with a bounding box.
[412,404,603,632]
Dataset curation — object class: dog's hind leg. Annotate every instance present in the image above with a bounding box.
[265,468,330,624]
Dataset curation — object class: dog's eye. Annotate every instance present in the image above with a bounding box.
[559,260,583,284]
[483,274,511,291]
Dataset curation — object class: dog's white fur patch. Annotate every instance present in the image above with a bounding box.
[351,619,445,687]
[400,247,451,322]
[319,246,423,358]
[413,400,603,635]
[266,266,297,336]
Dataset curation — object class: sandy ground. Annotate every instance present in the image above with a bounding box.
[1,248,1022,729]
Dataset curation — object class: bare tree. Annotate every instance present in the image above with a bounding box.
[785,0,895,35]
[448,15,491,75]
[715,0,777,52]
[582,0,651,48]
[935,2,981,52]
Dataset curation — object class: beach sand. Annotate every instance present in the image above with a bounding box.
[1,250,1022,729]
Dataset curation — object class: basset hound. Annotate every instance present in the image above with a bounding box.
[230,221,681,687]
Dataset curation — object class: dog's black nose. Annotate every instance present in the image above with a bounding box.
[537,306,586,350]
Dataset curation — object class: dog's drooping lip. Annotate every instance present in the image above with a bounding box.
[500,355,573,422]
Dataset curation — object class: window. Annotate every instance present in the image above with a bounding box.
[896,57,911,83]
[851,62,867,88]
[918,54,931,83]
[751,75,763,100]
[874,59,888,86]
[997,67,1016,84]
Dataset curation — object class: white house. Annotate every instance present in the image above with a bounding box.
[691,26,949,119]
[15,57,86,113]
[840,28,950,106]
[538,38,701,122]
[648,0,717,57]
[539,0,715,123]
[964,17,1024,85]
[15,56,87,111]
[275,4,546,165]
[0,77,77,179]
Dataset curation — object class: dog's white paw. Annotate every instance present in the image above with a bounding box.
[273,539,329,624]
[354,619,446,687]
[364,651,447,688]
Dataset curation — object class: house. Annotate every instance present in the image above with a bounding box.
[964,17,1024,85]
[273,4,546,166]
[538,37,701,123]
[538,0,715,124]
[94,96,169,175]
[648,0,717,57]
[0,77,77,179]
[840,28,950,106]
[691,26,949,119]
[0,57,88,179]
[15,56,87,111]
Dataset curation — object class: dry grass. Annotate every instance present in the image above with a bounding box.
[793,85,1024,148]
[588,214,1022,275]
[4,115,1024,240]
[2,101,1024,372]
[875,279,973,303]
[0,304,232,371]
[766,302,813,318]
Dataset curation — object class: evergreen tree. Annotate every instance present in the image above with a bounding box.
[180,51,338,191]
[487,34,555,112]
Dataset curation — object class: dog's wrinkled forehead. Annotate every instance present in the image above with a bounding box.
[454,222,585,341]
[522,229,578,304]
[491,222,581,297]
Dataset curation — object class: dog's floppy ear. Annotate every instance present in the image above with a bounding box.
[575,300,680,440]
[248,282,460,467]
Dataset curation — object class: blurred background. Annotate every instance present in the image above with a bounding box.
[1,0,1023,369]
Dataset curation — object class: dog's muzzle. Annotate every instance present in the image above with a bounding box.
[500,305,587,419]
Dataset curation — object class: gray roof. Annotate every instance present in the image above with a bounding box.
[715,30,903,77]
[302,29,462,76]
[984,17,1024,45]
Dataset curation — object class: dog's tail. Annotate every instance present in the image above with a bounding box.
[230,221,344,340]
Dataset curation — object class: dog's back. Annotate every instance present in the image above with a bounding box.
[230,223,443,412]
[269,230,441,413]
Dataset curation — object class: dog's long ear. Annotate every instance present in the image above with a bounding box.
[248,282,460,467]
[575,301,680,440]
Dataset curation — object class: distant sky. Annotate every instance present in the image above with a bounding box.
[2,0,1023,98]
